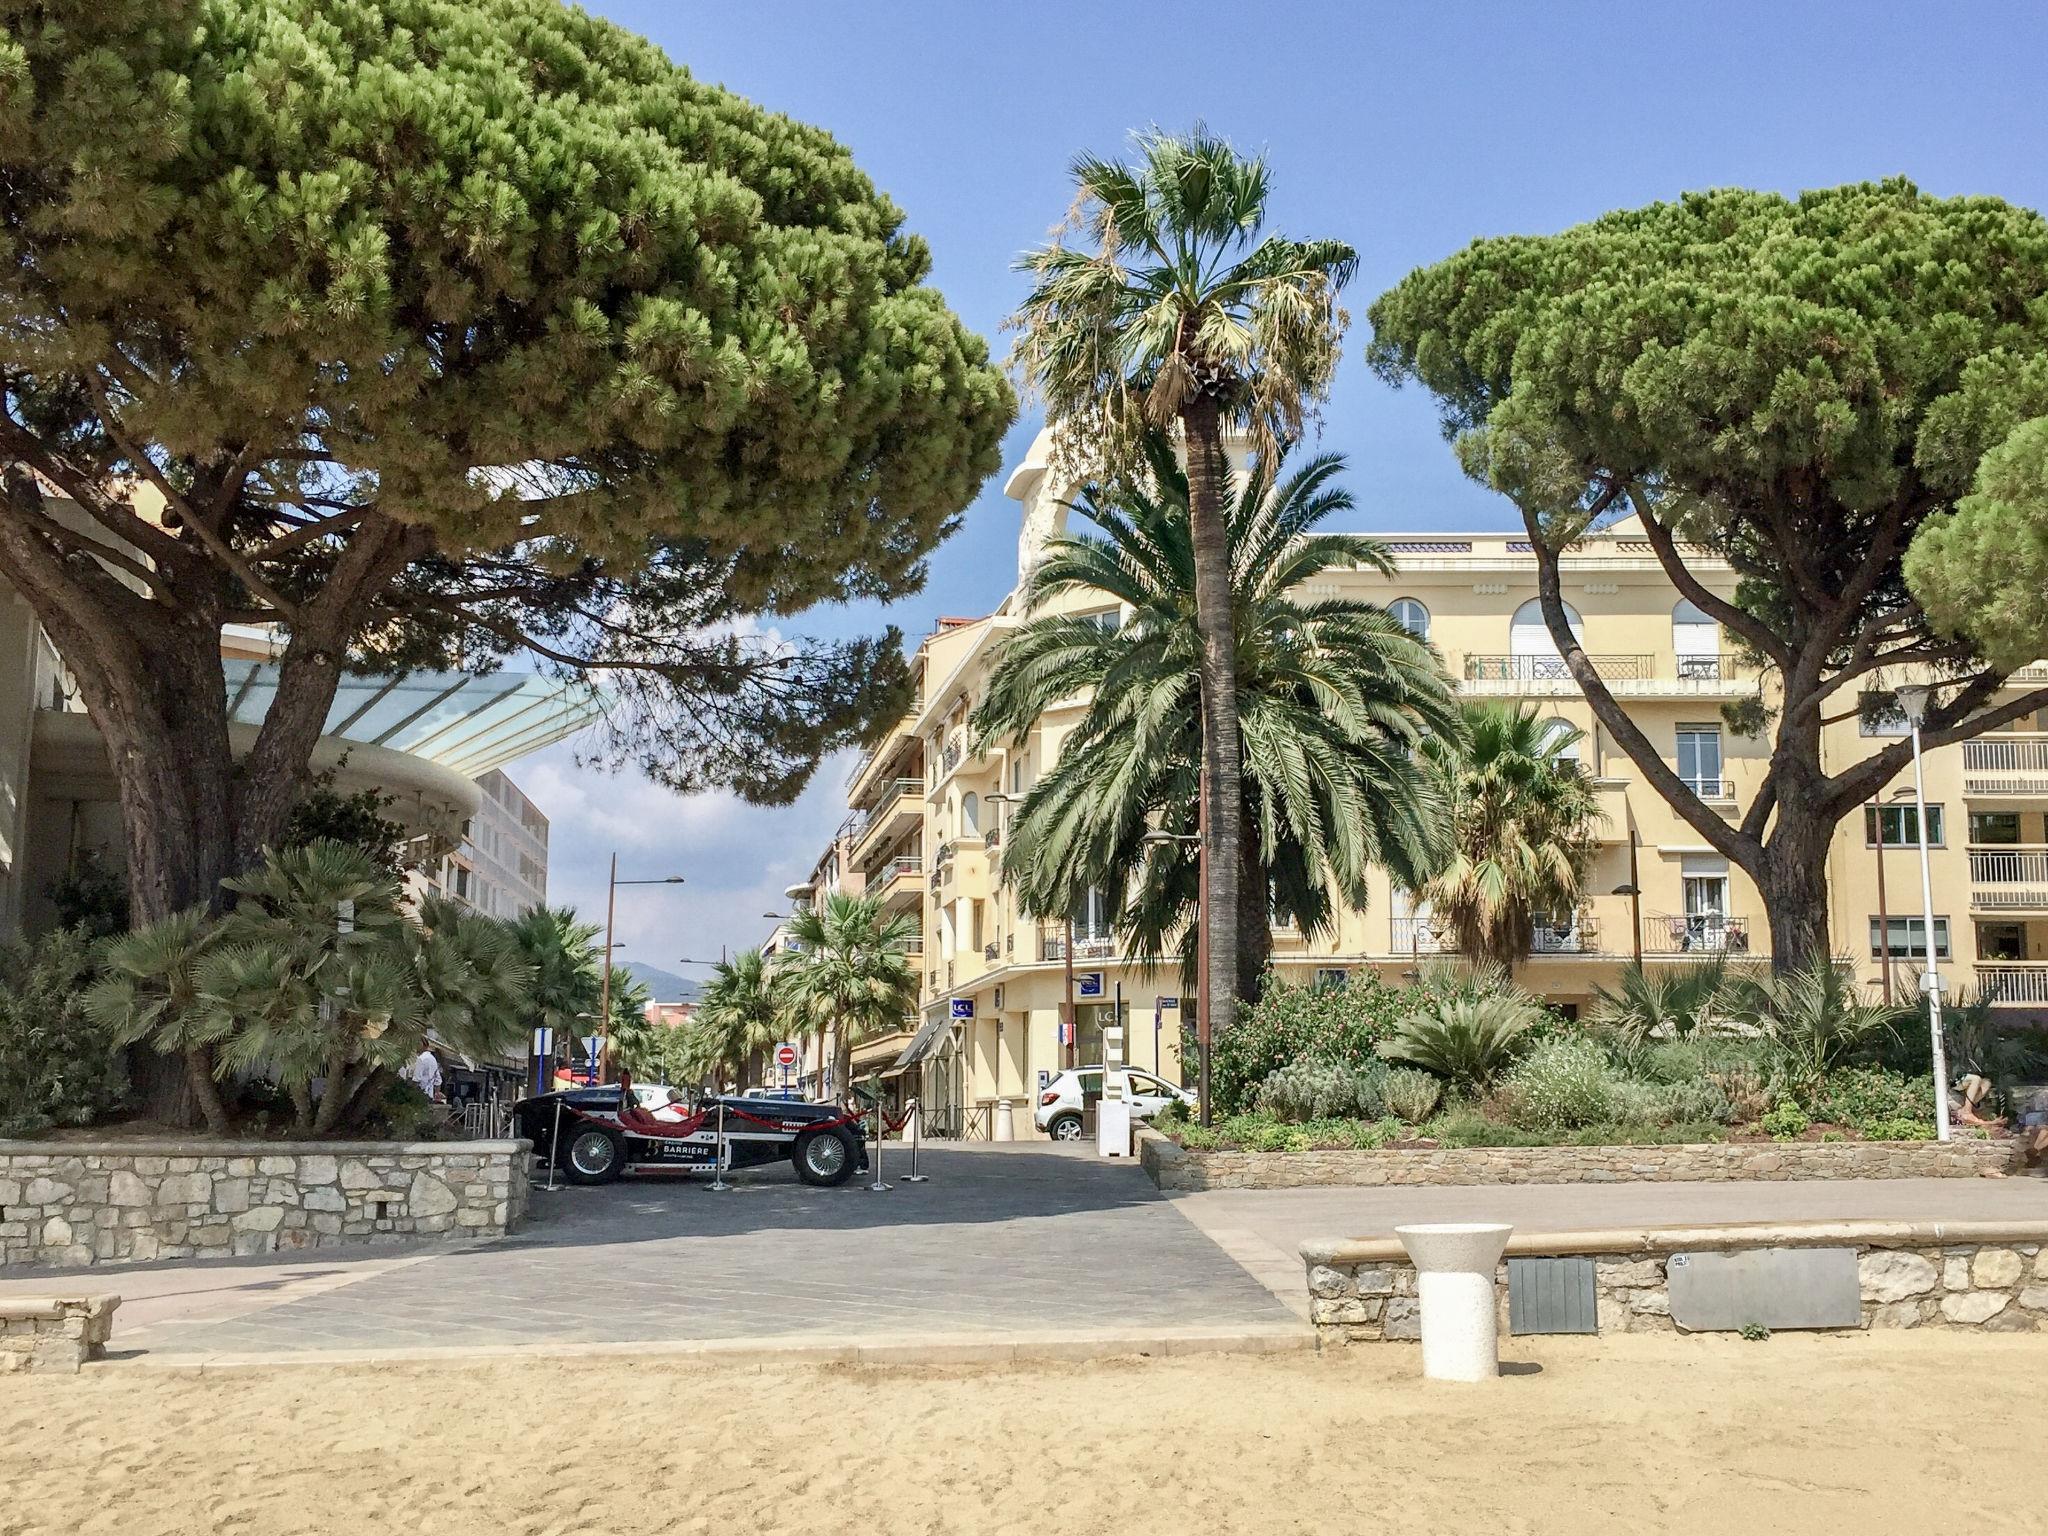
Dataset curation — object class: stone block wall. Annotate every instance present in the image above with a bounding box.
[0,1139,529,1268]
[0,1296,118,1373]
[1140,1128,2016,1192]
[1302,1223,2048,1345]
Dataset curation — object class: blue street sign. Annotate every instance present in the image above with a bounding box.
[1076,972,1104,998]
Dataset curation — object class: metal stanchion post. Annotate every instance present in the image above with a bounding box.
[544,1099,563,1192]
[868,1097,891,1192]
[902,1097,928,1183]
[709,1099,730,1191]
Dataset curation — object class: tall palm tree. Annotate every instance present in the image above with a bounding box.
[1416,702,1604,970]
[1011,128,1357,1061]
[973,433,1459,1000]
[505,906,603,1075]
[692,948,781,1090]
[777,893,918,1098]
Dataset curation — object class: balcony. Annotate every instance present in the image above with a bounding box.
[851,776,923,863]
[1390,916,1450,955]
[1963,735,2048,797]
[1039,923,1117,962]
[875,854,922,912]
[1968,847,2048,911]
[1643,913,1754,955]
[1458,652,1758,700]
[1974,962,2048,1004]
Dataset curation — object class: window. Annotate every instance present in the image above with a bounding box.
[1389,598,1430,641]
[1011,757,1024,794]
[1312,967,1349,990]
[960,791,980,836]
[1978,922,2025,961]
[1078,607,1121,634]
[1672,599,1719,677]
[1539,717,1583,767]
[1865,803,1944,848]
[1676,725,1724,797]
[1858,693,1910,737]
[1971,811,2023,845]
[1071,886,1113,942]
[1869,916,1951,961]
[1508,598,1583,677]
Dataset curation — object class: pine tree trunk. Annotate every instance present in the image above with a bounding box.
[1179,397,1244,1062]
[1759,800,1835,973]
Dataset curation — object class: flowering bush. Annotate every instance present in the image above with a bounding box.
[1494,1038,1618,1132]
[1381,1067,1442,1123]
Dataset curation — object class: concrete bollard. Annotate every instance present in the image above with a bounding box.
[1394,1223,1514,1382]
[993,1099,1015,1141]
[900,1101,920,1142]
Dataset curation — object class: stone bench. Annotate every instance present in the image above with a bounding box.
[0,1295,119,1374]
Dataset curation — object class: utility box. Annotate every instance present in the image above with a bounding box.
[1097,1025,1131,1156]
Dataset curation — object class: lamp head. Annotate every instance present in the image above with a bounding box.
[1894,683,1932,726]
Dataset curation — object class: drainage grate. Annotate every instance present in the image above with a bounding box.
[1507,1256,1598,1335]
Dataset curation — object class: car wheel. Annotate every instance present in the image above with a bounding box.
[1047,1113,1084,1142]
[563,1127,623,1185]
[792,1128,857,1187]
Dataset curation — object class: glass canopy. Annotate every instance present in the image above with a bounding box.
[224,662,601,779]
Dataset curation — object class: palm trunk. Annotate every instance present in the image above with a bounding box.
[1236,834,1270,1005]
[1180,397,1243,1059]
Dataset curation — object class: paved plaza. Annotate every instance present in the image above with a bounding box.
[5,1145,2045,1364]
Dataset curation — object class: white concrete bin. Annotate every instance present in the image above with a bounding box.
[1394,1222,1514,1382]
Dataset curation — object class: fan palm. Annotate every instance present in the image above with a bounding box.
[973,433,1458,1000]
[84,908,233,1134]
[1011,127,1357,1054]
[1590,959,1732,1052]
[1416,702,1604,969]
[776,893,918,1097]
[1727,959,1911,1095]
[691,948,781,1089]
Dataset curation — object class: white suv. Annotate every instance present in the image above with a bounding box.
[1034,1066,1196,1141]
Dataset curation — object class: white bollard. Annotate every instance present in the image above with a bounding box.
[1394,1222,1514,1382]
[899,1101,920,1143]
[993,1099,1015,1142]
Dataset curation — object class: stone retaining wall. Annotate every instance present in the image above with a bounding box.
[0,1296,118,1373]
[1301,1221,2048,1345]
[0,1139,530,1268]
[1138,1127,2016,1192]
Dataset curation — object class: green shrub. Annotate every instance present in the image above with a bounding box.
[0,928,128,1138]
[1607,1075,1733,1128]
[1857,1116,1936,1143]
[1206,972,1412,1115]
[1724,960,1911,1093]
[1381,1066,1442,1123]
[1494,1038,1618,1131]
[1807,1066,1932,1131]
[1378,991,1547,1090]
[1254,1059,1385,1123]
[1761,1100,1810,1140]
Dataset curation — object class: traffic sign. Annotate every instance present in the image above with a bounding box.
[774,1041,800,1069]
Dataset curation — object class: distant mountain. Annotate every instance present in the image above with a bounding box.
[619,961,699,1003]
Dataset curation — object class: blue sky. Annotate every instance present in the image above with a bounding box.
[525,0,2048,989]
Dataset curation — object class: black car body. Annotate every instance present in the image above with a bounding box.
[514,1083,870,1187]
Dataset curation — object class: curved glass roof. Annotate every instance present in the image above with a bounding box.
[225,662,601,779]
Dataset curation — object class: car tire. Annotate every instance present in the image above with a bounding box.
[562,1126,623,1185]
[792,1128,858,1187]
[1047,1113,1084,1142]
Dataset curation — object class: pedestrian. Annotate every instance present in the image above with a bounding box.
[406,1043,444,1102]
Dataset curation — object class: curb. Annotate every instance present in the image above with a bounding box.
[114,1322,1316,1373]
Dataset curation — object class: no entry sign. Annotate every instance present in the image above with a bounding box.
[775,1041,799,1069]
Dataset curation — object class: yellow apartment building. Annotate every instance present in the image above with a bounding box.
[824,432,2048,1135]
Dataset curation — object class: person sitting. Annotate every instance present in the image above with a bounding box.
[1951,1073,2005,1130]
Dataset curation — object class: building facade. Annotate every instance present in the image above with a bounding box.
[424,768,550,919]
[813,430,2048,1136]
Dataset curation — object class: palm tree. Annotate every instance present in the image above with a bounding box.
[506,905,603,1076]
[1416,702,1604,970]
[692,948,781,1089]
[973,433,1459,1000]
[1590,958,1731,1052]
[776,893,918,1098]
[1011,128,1357,1065]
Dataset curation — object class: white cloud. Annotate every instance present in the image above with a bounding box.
[505,740,855,975]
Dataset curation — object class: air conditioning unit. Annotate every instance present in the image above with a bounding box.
[992,984,1005,1010]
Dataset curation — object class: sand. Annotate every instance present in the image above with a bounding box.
[0,1333,2035,1535]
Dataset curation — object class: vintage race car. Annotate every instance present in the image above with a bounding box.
[514,1080,870,1187]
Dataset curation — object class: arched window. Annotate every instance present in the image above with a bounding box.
[1389,597,1430,641]
[1538,717,1583,768]
[1509,598,1582,679]
[1673,599,1719,680]
[960,791,980,836]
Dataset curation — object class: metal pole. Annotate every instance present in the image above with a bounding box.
[598,851,617,1082]
[869,1094,891,1191]
[1196,763,1211,1127]
[903,1096,928,1183]
[709,1098,730,1190]
[1062,918,1076,1071]
[545,1099,563,1192]
[1871,798,1892,1004]
[1906,719,1952,1141]
[1628,832,1643,965]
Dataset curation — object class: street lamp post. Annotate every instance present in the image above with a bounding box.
[1611,828,1644,966]
[598,855,685,1080]
[1893,684,1952,1142]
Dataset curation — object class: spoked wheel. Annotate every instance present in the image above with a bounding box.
[1048,1115,1084,1142]
[793,1129,856,1187]
[563,1127,623,1185]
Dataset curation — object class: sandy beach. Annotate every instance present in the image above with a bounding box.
[1,1332,2036,1535]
